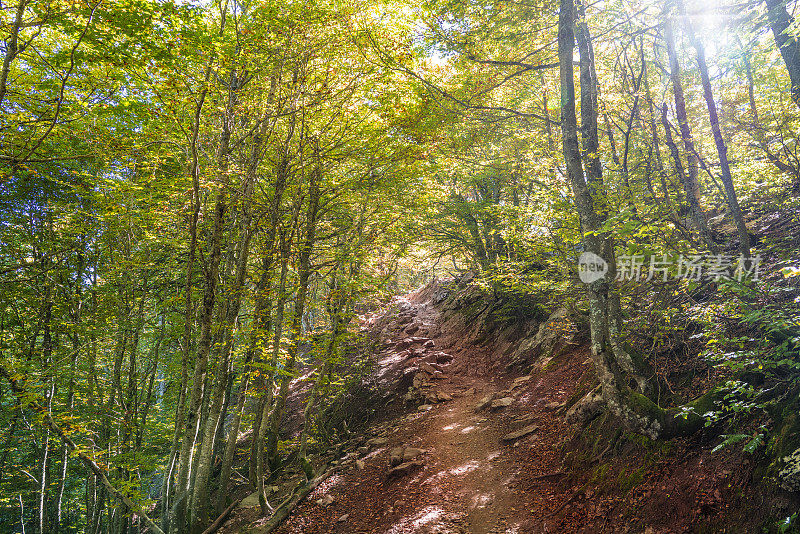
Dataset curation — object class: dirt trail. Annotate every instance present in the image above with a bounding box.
[264,293,590,534]
[222,283,791,534]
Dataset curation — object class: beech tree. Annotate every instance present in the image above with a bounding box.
[3,0,800,531]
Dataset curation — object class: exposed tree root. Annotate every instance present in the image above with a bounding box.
[246,465,341,534]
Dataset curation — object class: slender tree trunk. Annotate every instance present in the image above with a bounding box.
[661,103,712,249]
[216,111,286,515]
[742,49,800,188]
[663,18,716,251]
[764,0,800,107]
[298,267,346,464]
[166,8,228,529]
[19,493,26,534]
[39,290,55,534]
[137,315,164,450]
[39,398,52,534]
[681,5,751,256]
[576,6,648,392]
[189,66,247,532]
[174,170,229,532]
[247,157,293,485]
[641,46,674,206]
[0,0,28,109]
[53,351,77,533]
[255,230,292,516]
[560,0,659,436]
[265,149,323,472]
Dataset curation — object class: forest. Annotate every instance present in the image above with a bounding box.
[2,0,800,532]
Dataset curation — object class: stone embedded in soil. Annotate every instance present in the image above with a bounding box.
[490,397,514,410]
[402,447,426,461]
[397,349,413,360]
[387,459,425,478]
[389,447,405,466]
[433,351,453,364]
[512,413,538,425]
[511,375,532,389]
[502,424,539,442]
[543,401,564,412]
[419,357,446,370]
[315,494,335,507]
[437,391,453,402]
[400,338,420,349]
[239,488,278,508]
[418,404,434,411]
[367,437,388,447]
[419,361,439,375]
[475,393,495,411]
[412,373,428,388]
[337,514,350,522]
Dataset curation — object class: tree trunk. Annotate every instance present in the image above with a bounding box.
[255,230,293,516]
[681,5,751,257]
[265,148,323,472]
[641,42,676,207]
[662,18,716,252]
[742,48,800,188]
[189,66,252,532]
[165,63,211,534]
[298,267,346,463]
[560,0,661,437]
[174,174,229,532]
[765,0,800,107]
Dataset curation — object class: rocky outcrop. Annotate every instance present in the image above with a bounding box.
[490,397,514,410]
[507,307,576,370]
[502,424,539,442]
[387,460,425,478]
[565,386,604,425]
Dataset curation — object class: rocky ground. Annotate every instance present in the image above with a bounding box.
[219,278,799,534]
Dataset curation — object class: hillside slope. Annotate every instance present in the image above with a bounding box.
[221,277,798,534]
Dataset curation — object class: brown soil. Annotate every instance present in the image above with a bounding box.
[222,284,798,534]
[263,294,588,534]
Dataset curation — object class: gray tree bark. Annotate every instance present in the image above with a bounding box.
[662,18,716,252]
[681,4,751,257]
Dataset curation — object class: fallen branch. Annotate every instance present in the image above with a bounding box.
[201,498,242,534]
[246,466,341,534]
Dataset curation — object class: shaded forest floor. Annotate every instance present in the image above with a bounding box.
[220,277,797,533]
